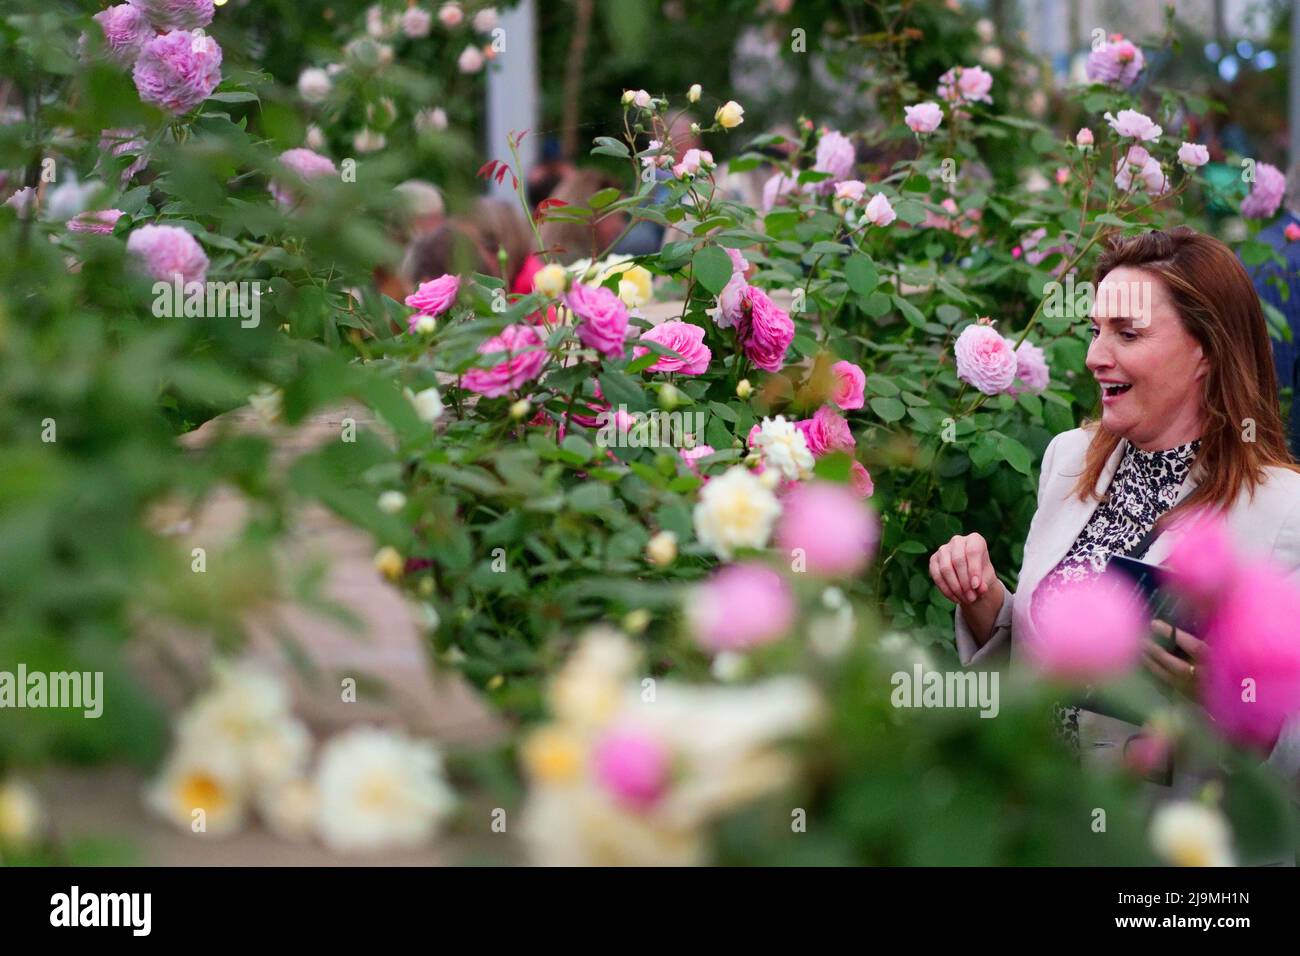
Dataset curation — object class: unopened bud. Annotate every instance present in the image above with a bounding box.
[736,378,753,399]
[374,546,404,581]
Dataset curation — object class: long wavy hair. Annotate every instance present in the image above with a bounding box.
[1073,227,1298,527]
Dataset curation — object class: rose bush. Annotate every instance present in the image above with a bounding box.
[2,0,1298,867]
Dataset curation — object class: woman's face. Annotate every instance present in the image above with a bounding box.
[1086,266,1209,450]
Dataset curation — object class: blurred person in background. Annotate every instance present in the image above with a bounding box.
[473,196,544,294]
[1245,164,1300,458]
[402,218,496,290]
[538,167,627,264]
[376,179,445,301]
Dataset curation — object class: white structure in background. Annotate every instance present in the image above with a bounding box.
[486,0,538,198]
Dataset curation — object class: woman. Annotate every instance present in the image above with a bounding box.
[929,228,1300,779]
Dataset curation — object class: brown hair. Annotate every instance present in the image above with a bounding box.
[1073,227,1299,526]
[401,218,498,289]
[472,197,534,288]
[538,168,623,264]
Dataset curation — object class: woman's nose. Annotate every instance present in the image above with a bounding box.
[1086,335,1111,372]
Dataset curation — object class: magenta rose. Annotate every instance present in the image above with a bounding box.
[269,148,338,206]
[404,274,460,330]
[90,4,153,65]
[566,282,630,359]
[126,224,208,285]
[133,30,222,115]
[634,320,711,375]
[1026,571,1147,682]
[461,323,549,398]
[592,727,671,810]
[797,406,855,458]
[953,323,1016,395]
[830,360,866,410]
[738,287,794,373]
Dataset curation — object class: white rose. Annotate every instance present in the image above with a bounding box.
[297,67,332,104]
[692,465,781,560]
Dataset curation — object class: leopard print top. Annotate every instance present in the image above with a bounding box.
[1033,437,1202,751]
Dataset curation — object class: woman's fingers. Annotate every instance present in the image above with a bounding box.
[949,542,972,602]
[1174,628,1207,661]
[963,537,986,599]
[934,549,966,603]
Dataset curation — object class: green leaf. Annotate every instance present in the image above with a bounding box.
[870,397,906,423]
[591,136,630,158]
[588,187,621,208]
[845,255,878,296]
[997,435,1033,476]
[692,245,734,295]
[598,370,649,411]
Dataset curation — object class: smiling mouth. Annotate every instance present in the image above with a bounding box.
[1101,383,1133,397]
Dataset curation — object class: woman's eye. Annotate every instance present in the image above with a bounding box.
[1120,330,1138,341]
[1089,326,1100,337]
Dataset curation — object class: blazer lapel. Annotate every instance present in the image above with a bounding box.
[1026,437,1129,585]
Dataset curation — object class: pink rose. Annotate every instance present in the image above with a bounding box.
[1006,339,1050,396]
[1113,145,1167,196]
[807,130,854,192]
[903,102,943,134]
[1241,162,1286,220]
[863,193,896,227]
[1086,37,1145,88]
[133,30,222,115]
[1163,511,1240,605]
[1286,223,1300,242]
[761,172,798,212]
[737,287,793,373]
[715,248,750,330]
[1104,108,1161,141]
[593,727,670,810]
[834,180,866,202]
[671,147,713,179]
[775,481,879,577]
[679,444,715,477]
[830,360,866,410]
[849,460,874,498]
[566,282,630,358]
[461,323,549,398]
[67,209,126,235]
[98,128,149,186]
[1025,571,1148,681]
[687,562,795,652]
[130,0,215,30]
[90,4,153,65]
[937,65,993,105]
[126,224,209,285]
[404,274,459,329]
[1076,127,1094,147]
[953,323,1017,395]
[796,406,855,457]
[269,148,338,206]
[634,320,711,375]
[1177,142,1209,168]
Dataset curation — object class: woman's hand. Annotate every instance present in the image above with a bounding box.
[1144,619,1207,698]
[929,532,999,606]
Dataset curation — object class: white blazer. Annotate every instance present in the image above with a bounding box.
[953,425,1300,807]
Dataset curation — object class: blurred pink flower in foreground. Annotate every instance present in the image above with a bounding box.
[126,224,209,286]
[593,726,671,810]
[1165,512,1300,752]
[67,209,125,235]
[775,481,879,577]
[687,562,795,652]
[269,148,338,206]
[1026,570,1148,681]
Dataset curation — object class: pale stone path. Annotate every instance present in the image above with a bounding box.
[42,402,509,865]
